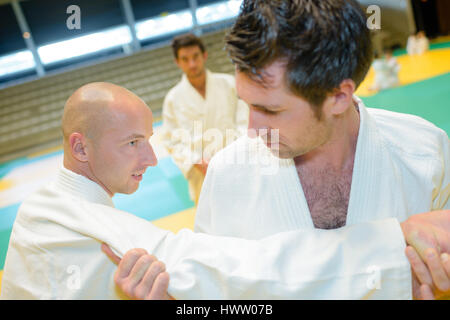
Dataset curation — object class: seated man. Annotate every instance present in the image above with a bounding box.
[370,49,400,91]
[1,82,448,299]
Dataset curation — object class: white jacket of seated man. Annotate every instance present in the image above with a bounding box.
[161,69,249,203]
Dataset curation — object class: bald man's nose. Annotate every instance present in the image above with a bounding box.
[142,141,158,167]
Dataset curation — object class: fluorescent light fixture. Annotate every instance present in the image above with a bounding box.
[196,0,242,25]
[38,25,132,65]
[136,9,193,40]
[0,50,35,78]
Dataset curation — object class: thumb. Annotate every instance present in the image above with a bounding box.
[101,243,121,265]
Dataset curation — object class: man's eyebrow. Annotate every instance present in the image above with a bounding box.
[122,134,146,141]
[238,96,280,110]
[251,103,281,110]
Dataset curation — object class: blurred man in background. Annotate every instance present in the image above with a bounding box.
[370,48,400,92]
[407,30,430,55]
[161,33,248,204]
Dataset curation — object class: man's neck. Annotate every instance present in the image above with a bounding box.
[187,70,206,97]
[294,102,360,173]
[63,159,114,197]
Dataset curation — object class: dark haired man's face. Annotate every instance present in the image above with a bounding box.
[175,46,207,79]
[235,61,333,159]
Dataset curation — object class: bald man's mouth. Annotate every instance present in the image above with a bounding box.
[132,170,146,181]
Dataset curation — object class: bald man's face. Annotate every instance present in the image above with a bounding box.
[85,99,157,196]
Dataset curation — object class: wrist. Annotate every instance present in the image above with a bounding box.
[399,221,408,245]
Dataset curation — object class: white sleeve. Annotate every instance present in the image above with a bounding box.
[37,194,411,300]
[193,157,214,233]
[96,203,411,299]
[432,129,450,210]
[162,218,410,299]
[161,93,202,176]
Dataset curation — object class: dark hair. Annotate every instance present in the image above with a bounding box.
[225,0,373,113]
[171,33,206,59]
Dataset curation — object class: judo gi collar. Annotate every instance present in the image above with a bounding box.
[55,167,115,208]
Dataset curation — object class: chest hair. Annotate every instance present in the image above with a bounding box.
[297,167,353,230]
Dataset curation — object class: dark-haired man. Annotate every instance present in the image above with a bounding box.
[194,0,449,298]
[110,0,449,300]
[161,33,248,204]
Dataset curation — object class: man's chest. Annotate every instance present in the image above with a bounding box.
[178,90,233,111]
[297,169,353,230]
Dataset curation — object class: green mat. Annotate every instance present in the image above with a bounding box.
[393,41,450,56]
[361,72,450,135]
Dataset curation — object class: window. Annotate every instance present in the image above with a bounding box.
[196,0,242,25]
[37,25,132,65]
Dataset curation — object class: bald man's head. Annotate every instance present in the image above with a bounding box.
[62,82,147,143]
[62,82,157,196]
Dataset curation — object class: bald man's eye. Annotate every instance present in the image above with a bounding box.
[128,140,138,147]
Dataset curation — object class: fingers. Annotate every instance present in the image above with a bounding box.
[111,248,171,300]
[128,257,162,299]
[115,248,148,281]
[405,246,433,286]
[420,284,435,300]
[441,253,450,279]
[147,272,170,300]
[424,248,450,292]
[101,243,121,265]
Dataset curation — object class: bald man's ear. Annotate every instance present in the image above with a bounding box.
[69,132,89,162]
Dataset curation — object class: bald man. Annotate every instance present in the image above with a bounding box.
[1,82,448,300]
[1,82,167,299]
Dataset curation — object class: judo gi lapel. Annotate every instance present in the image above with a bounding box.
[345,97,403,225]
[180,70,208,127]
[253,137,315,230]
[269,97,402,229]
[55,167,114,207]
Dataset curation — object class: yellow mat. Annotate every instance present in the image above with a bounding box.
[152,207,196,233]
[0,180,13,192]
[356,48,450,97]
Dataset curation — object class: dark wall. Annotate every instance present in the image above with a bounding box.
[0,4,26,54]
[21,0,124,46]
[411,0,444,37]
[436,0,450,35]
[131,0,189,21]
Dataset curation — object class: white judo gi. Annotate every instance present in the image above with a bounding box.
[371,57,400,91]
[161,69,249,203]
[1,167,411,299]
[407,36,429,56]
[195,97,449,295]
[195,97,449,238]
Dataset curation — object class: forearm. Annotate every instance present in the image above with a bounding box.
[159,218,411,299]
